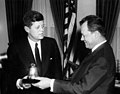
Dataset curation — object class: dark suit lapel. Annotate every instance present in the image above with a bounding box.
[71,52,94,83]
[41,38,49,75]
[71,43,106,83]
[41,38,46,63]
[22,38,36,65]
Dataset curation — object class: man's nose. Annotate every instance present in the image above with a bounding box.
[39,28,44,32]
[81,35,84,41]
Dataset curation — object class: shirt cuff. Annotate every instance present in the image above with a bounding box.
[16,79,22,88]
[50,79,55,92]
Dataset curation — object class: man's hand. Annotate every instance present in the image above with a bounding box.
[16,76,31,90]
[32,77,52,89]
[16,79,24,90]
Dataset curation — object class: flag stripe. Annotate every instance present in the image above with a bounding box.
[63,0,77,79]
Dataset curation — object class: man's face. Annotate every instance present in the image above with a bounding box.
[80,21,96,49]
[26,20,44,42]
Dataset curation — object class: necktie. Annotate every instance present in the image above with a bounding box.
[35,43,42,76]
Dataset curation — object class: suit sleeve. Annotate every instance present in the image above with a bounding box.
[6,43,22,93]
[53,57,109,94]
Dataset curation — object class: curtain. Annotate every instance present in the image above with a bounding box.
[96,0,120,43]
[5,0,33,44]
[49,0,64,52]
[111,14,120,63]
[0,0,8,54]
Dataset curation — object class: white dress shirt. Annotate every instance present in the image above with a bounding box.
[92,40,107,52]
[28,37,42,60]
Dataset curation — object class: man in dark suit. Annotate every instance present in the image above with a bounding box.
[32,15,116,94]
[6,10,62,94]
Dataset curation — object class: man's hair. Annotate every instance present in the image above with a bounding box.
[23,10,44,27]
[79,15,105,36]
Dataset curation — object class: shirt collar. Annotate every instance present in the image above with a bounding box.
[92,40,107,52]
[28,37,40,47]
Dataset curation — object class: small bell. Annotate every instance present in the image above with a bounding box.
[29,63,38,78]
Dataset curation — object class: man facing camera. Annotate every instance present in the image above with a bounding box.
[6,10,62,94]
[32,15,116,94]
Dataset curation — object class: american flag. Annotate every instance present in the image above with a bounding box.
[63,0,78,80]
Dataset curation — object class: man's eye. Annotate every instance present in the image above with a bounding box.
[36,26,40,29]
[42,25,45,28]
[36,25,44,29]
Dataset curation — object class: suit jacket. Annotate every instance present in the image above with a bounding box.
[6,37,62,94]
[53,42,116,94]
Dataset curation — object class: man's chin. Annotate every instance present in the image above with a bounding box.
[39,36,44,40]
[85,45,89,49]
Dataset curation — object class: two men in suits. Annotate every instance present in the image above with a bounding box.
[32,15,116,94]
[6,10,62,94]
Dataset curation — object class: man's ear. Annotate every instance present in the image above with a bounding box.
[24,26,30,33]
[95,30,101,37]
[93,30,99,38]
